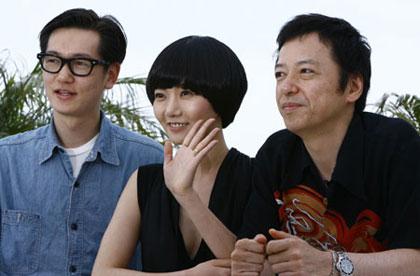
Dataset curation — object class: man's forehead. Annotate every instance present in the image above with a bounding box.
[46,28,100,57]
[284,32,331,46]
[276,34,333,65]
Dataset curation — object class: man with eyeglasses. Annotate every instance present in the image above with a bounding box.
[0,8,163,275]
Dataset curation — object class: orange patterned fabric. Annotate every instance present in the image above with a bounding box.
[275,185,386,252]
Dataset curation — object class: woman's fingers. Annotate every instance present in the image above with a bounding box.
[194,140,218,161]
[188,118,217,150]
[194,127,220,153]
[177,118,219,158]
[182,119,204,147]
[163,140,173,164]
[168,118,219,165]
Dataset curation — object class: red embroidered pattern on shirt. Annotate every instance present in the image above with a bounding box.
[274,185,385,252]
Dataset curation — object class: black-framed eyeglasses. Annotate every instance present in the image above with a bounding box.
[36,53,110,77]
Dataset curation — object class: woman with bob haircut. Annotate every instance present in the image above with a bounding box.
[93,35,252,275]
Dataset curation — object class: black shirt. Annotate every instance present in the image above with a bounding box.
[137,148,253,272]
[241,112,420,252]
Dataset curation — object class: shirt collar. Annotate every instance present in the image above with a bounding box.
[38,119,62,164]
[283,113,366,201]
[332,113,366,201]
[88,112,120,166]
[283,134,313,189]
[38,112,120,166]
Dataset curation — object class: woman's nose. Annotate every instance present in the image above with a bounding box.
[165,96,181,117]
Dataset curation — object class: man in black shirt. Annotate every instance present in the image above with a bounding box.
[231,13,420,275]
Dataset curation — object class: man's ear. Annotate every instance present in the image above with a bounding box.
[345,74,363,103]
[104,63,121,89]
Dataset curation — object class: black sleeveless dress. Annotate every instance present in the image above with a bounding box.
[137,148,253,272]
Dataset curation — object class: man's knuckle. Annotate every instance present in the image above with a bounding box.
[236,238,248,248]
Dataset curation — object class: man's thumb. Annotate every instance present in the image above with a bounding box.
[254,233,267,244]
[269,228,290,240]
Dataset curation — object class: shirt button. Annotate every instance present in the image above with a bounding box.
[74,181,80,188]
[71,223,78,231]
[69,265,77,273]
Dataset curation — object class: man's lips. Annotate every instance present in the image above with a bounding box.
[54,89,77,99]
[281,102,304,112]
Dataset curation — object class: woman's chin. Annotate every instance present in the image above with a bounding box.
[166,139,182,147]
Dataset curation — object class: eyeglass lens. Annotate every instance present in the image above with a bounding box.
[41,55,93,76]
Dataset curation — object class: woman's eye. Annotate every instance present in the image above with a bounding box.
[181,90,195,96]
[154,93,165,99]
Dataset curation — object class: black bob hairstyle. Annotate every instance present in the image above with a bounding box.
[39,8,127,65]
[146,36,248,128]
[276,13,371,113]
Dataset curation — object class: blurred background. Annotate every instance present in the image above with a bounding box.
[1,0,419,155]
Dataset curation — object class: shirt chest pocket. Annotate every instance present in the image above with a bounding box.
[0,209,41,274]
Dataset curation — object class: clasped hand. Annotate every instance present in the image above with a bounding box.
[231,229,332,276]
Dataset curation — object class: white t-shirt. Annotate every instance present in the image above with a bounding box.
[64,134,99,178]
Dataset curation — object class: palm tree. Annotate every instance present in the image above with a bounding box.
[0,61,48,137]
[0,57,166,141]
[375,93,420,134]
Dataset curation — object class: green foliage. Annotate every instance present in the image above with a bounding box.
[0,63,49,137]
[0,58,166,141]
[102,76,167,141]
[375,93,420,134]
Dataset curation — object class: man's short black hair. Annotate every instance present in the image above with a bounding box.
[39,8,127,64]
[146,36,248,128]
[276,13,371,113]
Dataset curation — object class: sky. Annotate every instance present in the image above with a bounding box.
[1,0,419,156]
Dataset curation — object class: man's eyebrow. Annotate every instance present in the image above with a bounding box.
[45,51,95,59]
[296,59,319,66]
[275,59,320,69]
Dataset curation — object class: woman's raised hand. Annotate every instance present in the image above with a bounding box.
[163,118,220,196]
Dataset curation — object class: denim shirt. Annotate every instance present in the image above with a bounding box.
[0,113,163,275]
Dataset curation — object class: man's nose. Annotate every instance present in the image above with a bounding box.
[278,74,299,95]
[56,63,74,82]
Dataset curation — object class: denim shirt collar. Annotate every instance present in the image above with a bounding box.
[39,112,120,166]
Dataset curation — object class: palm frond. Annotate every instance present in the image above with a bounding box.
[375,93,420,134]
[0,57,165,142]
